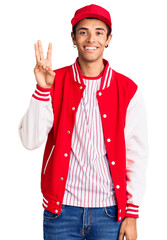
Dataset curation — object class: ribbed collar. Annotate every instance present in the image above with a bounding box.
[72,57,113,90]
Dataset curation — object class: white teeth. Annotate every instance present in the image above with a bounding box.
[85,47,97,50]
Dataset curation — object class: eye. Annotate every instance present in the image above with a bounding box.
[96,31,103,35]
[79,31,87,35]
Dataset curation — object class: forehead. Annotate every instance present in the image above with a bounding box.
[76,18,107,30]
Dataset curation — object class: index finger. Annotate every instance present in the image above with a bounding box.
[46,43,52,62]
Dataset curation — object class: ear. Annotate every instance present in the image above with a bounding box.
[71,32,77,45]
[106,33,112,47]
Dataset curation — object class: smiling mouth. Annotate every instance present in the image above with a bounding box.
[83,46,99,52]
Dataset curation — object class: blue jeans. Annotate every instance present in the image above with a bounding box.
[43,204,124,240]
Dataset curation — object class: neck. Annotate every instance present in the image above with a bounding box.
[78,57,105,77]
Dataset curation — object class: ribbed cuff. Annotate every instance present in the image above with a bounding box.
[125,203,139,218]
[32,84,52,101]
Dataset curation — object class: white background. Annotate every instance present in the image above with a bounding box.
[0,0,167,239]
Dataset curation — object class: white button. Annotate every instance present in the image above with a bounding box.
[57,201,60,205]
[111,161,115,165]
[55,209,58,213]
[67,130,71,134]
[64,153,68,157]
[103,114,107,118]
[119,209,121,213]
[98,92,102,96]
[60,177,64,180]
[107,138,111,142]
[80,86,83,89]
[72,107,75,110]
[116,185,120,189]
[119,217,121,220]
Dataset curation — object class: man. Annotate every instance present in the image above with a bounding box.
[19,4,148,240]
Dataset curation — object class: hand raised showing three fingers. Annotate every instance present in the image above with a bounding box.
[34,40,56,88]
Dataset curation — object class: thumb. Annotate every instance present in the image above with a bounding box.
[46,66,56,77]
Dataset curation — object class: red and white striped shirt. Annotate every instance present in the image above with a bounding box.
[62,69,117,207]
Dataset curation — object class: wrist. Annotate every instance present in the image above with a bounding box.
[125,203,139,219]
[32,84,52,101]
[36,83,52,89]
[37,83,53,89]
[125,217,137,221]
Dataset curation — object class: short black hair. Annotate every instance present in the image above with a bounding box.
[72,17,111,40]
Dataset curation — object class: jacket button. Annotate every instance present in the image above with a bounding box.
[55,209,58,213]
[111,161,115,165]
[119,209,122,213]
[119,217,122,221]
[80,86,83,89]
[56,201,60,205]
[98,92,102,96]
[116,185,120,189]
[107,138,111,142]
[60,177,64,180]
[67,130,71,134]
[64,153,68,157]
[103,114,107,118]
[72,107,75,110]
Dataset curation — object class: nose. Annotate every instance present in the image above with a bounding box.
[86,33,95,43]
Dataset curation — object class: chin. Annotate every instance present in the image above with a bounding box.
[80,53,103,63]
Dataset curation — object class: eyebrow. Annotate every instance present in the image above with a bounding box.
[77,27,106,32]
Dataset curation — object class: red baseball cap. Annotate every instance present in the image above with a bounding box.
[71,4,112,32]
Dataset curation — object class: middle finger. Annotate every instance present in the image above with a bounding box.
[38,40,45,60]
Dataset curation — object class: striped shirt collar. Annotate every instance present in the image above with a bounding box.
[72,58,113,90]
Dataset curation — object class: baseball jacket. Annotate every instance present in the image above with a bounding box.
[19,58,148,222]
